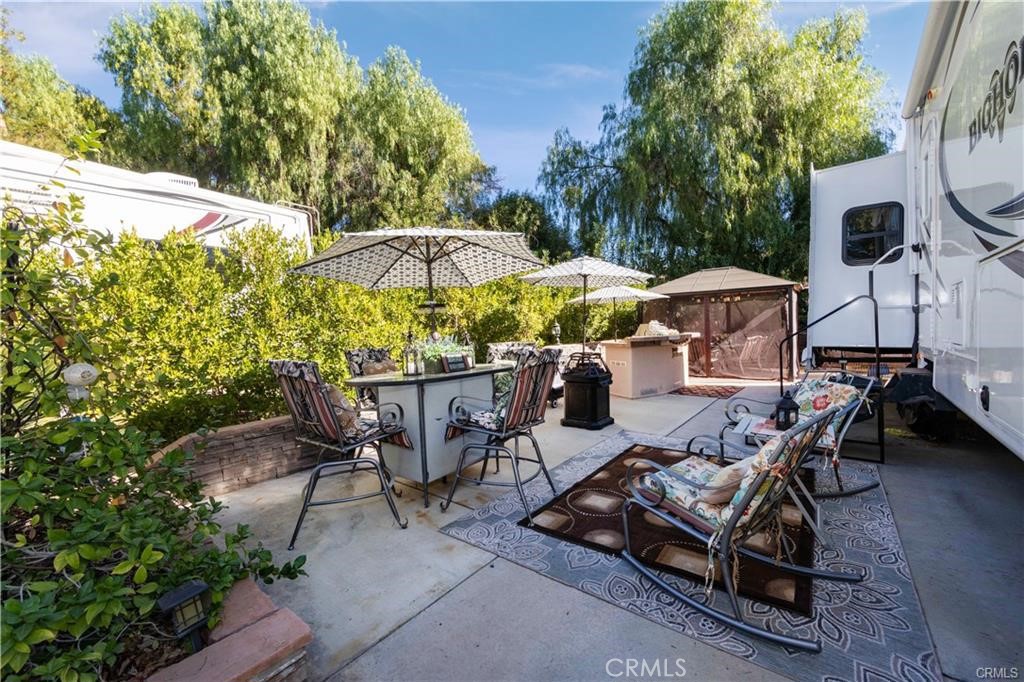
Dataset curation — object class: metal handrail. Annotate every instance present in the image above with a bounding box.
[776,293,884,464]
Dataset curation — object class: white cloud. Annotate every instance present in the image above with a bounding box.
[451,62,619,96]
[6,1,152,104]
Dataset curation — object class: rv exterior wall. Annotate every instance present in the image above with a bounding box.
[808,0,1023,458]
[0,141,313,254]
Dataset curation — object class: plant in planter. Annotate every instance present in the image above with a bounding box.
[0,130,306,682]
[418,335,466,373]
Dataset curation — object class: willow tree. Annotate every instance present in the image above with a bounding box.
[98,1,486,230]
[540,1,893,280]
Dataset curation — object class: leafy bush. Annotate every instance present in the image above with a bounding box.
[1,135,305,682]
[77,227,582,440]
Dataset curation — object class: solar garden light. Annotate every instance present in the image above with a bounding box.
[551,321,561,344]
[157,580,212,652]
[61,362,98,401]
[774,390,800,431]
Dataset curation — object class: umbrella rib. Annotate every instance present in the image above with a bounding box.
[370,240,419,289]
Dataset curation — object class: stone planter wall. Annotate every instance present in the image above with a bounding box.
[148,579,311,682]
[155,416,318,496]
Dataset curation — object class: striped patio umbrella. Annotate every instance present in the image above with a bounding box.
[521,256,652,350]
[293,227,542,330]
[567,285,667,339]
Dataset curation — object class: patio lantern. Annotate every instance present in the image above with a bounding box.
[62,362,98,401]
[157,579,211,652]
[402,331,423,375]
[551,321,561,344]
[775,390,800,431]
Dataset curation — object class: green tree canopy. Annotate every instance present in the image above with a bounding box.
[97,1,485,230]
[0,10,116,156]
[474,191,573,262]
[540,0,893,280]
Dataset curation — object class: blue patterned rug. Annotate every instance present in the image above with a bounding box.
[440,429,941,682]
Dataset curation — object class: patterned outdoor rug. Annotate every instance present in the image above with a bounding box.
[675,384,744,398]
[441,430,941,682]
[521,444,817,615]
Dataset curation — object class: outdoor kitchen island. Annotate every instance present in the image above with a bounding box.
[345,364,511,508]
[601,332,696,399]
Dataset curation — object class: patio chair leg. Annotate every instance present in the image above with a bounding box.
[524,431,557,495]
[477,448,491,485]
[719,544,743,619]
[440,444,471,513]
[374,443,402,498]
[289,466,322,551]
[510,438,534,525]
[619,499,822,653]
[372,461,408,529]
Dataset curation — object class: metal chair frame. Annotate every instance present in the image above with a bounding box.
[621,406,864,653]
[440,350,561,524]
[719,371,879,498]
[270,360,409,550]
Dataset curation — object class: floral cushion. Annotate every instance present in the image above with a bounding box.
[644,456,729,532]
[794,379,860,416]
[718,444,774,529]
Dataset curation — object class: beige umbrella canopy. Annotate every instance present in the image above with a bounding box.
[522,256,653,350]
[567,285,668,339]
[293,227,542,330]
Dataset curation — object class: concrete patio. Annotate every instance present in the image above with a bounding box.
[215,386,1023,682]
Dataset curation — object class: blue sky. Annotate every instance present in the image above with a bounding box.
[7,1,929,192]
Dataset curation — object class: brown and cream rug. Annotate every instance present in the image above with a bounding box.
[521,444,816,614]
[674,384,744,398]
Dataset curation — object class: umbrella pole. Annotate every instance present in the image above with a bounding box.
[582,274,588,355]
[425,239,437,332]
[613,298,617,340]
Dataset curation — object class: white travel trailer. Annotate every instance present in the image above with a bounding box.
[807,0,1023,458]
[0,141,314,251]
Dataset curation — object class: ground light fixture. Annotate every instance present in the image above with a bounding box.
[157,580,212,652]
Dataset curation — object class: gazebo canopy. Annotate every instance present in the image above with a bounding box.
[651,267,795,296]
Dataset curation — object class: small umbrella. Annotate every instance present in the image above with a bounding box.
[521,256,652,351]
[293,227,542,330]
[567,285,667,339]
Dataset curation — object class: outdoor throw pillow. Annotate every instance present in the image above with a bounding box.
[363,359,397,375]
[326,383,360,433]
[698,454,756,504]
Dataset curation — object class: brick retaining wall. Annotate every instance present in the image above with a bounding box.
[156,416,319,496]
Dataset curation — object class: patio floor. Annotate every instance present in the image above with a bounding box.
[214,386,1023,682]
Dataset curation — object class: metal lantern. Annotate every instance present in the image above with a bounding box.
[775,390,800,431]
[402,331,423,375]
[551,321,562,344]
[62,362,98,401]
[157,579,211,651]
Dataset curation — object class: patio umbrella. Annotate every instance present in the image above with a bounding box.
[521,256,652,351]
[292,227,542,330]
[567,285,667,339]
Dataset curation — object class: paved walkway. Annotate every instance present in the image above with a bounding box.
[215,387,1023,682]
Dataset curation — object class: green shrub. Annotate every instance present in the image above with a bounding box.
[77,227,583,440]
[1,134,305,682]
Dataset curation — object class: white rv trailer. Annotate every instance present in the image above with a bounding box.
[807,0,1023,458]
[0,141,313,252]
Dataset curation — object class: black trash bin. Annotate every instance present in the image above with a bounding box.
[561,352,614,429]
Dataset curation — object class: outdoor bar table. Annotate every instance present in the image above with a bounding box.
[345,364,512,508]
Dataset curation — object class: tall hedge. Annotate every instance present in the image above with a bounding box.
[78,227,640,440]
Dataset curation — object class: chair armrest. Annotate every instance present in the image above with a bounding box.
[376,402,405,429]
[623,458,737,504]
[447,395,495,424]
[724,396,776,422]
[686,434,758,462]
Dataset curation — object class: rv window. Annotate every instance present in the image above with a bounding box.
[842,202,904,266]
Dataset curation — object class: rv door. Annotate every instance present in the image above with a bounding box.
[808,152,914,351]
